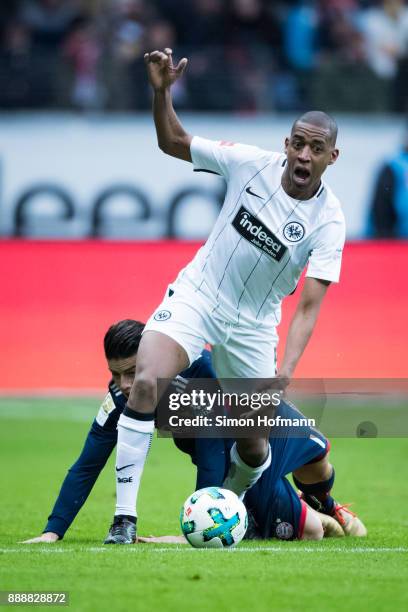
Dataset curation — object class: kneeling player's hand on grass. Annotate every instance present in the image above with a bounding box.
[20,532,59,544]
[137,535,187,544]
[316,511,345,538]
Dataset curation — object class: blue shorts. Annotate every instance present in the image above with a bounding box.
[245,400,329,539]
[244,476,308,541]
[183,399,329,540]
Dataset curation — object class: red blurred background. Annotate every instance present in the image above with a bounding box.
[1,240,407,392]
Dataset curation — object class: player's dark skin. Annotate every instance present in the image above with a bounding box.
[125,48,339,469]
[282,123,339,200]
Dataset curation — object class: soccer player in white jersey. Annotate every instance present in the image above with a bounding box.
[114,48,346,519]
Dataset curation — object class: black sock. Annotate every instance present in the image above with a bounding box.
[293,468,336,515]
[123,405,155,421]
[114,514,137,524]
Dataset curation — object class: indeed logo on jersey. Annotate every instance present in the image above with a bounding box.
[232,206,287,262]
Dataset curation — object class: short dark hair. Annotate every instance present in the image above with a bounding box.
[103,319,145,360]
[293,110,338,145]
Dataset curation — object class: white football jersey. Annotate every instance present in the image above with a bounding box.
[172,136,345,329]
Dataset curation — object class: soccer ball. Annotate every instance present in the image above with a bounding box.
[180,487,248,548]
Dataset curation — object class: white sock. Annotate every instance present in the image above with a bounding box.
[223,442,271,500]
[114,414,154,518]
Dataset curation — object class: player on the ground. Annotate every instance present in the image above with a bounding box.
[21,320,365,544]
[21,320,216,544]
[113,48,347,513]
[172,412,365,542]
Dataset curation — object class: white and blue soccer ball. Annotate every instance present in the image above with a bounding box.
[180,487,248,548]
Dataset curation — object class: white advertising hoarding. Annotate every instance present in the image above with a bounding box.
[0,113,404,238]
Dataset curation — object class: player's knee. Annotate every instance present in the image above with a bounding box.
[301,507,324,541]
[237,438,269,468]
[311,454,333,482]
[133,373,157,404]
[293,455,333,484]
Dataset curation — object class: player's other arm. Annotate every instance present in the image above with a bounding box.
[145,48,192,162]
[278,277,330,379]
[20,420,117,543]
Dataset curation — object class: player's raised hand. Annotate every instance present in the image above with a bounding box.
[144,48,188,91]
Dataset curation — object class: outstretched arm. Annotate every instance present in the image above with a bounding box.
[21,421,117,543]
[278,277,330,379]
[145,48,192,161]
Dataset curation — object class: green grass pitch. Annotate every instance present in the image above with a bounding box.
[1,398,407,612]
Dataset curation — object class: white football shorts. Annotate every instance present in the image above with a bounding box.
[143,283,278,378]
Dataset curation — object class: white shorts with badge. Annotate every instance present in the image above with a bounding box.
[143,283,278,378]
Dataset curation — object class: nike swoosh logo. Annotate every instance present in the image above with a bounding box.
[115,463,135,472]
[245,186,263,199]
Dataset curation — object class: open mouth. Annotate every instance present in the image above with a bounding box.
[294,167,311,183]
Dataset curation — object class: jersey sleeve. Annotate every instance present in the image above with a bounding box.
[95,391,117,427]
[44,419,117,538]
[94,382,126,428]
[190,135,270,179]
[306,218,346,283]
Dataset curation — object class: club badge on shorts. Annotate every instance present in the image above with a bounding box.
[154,310,172,321]
[275,521,294,540]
